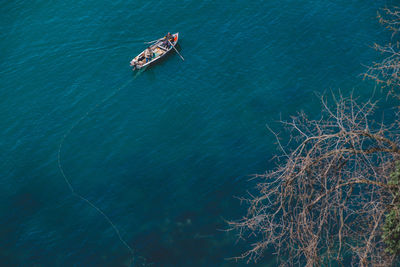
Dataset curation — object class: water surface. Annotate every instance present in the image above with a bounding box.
[0,0,394,266]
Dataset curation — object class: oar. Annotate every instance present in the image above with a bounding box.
[168,40,184,61]
[144,38,162,44]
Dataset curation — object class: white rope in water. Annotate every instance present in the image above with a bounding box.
[57,71,144,266]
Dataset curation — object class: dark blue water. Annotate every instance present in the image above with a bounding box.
[0,1,395,266]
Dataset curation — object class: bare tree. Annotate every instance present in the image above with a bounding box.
[229,95,400,266]
[364,7,400,94]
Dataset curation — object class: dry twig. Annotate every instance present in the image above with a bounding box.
[364,7,400,96]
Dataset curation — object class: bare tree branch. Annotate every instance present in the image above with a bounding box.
[364,7,400,96]
[229,95,400,266]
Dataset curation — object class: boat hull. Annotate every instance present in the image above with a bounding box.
[130,33,179,70]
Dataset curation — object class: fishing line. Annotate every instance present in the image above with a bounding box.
[57,69,145,266]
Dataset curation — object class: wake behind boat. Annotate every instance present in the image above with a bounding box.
[130,32,180,70]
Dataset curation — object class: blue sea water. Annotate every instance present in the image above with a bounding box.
[0,0,396,266]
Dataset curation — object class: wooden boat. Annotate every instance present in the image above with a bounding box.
[130,33,179,70]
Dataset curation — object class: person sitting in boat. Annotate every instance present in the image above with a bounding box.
[144,46,153,63]
[162,32,174,48]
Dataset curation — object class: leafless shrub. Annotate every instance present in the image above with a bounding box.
[229,95,400,266]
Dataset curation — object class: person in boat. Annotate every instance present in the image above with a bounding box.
[162,32,174,48]
[144,46,153,63]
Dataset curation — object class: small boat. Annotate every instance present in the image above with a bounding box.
[130,33,179,70]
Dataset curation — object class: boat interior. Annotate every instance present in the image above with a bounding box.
[135,43,169,66]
